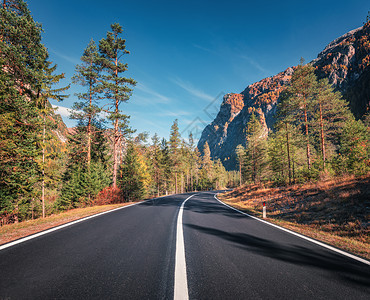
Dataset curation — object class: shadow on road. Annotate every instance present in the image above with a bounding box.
[185,196,246,219]
[184,222,370,288]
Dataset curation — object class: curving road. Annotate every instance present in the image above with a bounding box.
[0,192,369,299]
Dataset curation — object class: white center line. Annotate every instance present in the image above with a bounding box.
[174,194,196,300]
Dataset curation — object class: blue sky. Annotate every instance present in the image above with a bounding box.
[27,0,369,142]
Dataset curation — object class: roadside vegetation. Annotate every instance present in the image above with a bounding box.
[219,175,370,260]
[0,1,239,226]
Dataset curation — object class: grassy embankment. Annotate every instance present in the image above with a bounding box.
[218,175,370,260]
[0,203,136,246]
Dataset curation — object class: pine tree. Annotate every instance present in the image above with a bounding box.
[313,78,352,170]
[37,61,69,218]
[244,113,267,184]
[71,39,102,168]
[119,143,150,201]
[235,144,245,186]
[98,23,136,188]
[57,121,111,210]
[335,119,369,175]
[0,0,68,221]
[169,119,181,193]
[198,142,214,190]
[281,62,317,170]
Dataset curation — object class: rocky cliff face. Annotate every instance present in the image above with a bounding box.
[198,23,370,170]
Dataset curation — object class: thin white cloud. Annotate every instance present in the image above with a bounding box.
[239,55,270,74]
[171,77,213,102]
[157,109,192,117]
[135,82,171,104]
[193,44,215,54]
[52,104,72,117]
[49,48,80,65]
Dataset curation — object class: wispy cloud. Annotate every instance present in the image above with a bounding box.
[134,83,172,104]
[239,55,270,74]
[193,44,215,54]
[171,77,213,102]
[52,104,72,117]
[49,48,80,65]
[157,109,192,117]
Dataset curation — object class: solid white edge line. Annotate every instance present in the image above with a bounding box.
[214,194,370,266]
[174,194,196,300]
[0,196,171,252]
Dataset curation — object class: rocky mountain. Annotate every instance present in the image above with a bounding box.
[198,22,370,170]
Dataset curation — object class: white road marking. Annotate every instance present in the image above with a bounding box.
[174,194,196,300]
[0,197,166,251]
[215,194,370,266]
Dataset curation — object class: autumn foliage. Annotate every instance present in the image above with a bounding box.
[94,187,123,205]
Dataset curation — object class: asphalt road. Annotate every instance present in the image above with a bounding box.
[0,192,369,299]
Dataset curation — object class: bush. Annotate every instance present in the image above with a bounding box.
[94,187,123,205]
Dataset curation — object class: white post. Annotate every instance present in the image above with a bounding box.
[263,202,266,219]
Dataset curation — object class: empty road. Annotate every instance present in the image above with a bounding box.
[0,192,369,299]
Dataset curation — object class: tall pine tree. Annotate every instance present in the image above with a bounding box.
[98,23,136,188]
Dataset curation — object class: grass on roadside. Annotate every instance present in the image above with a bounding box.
[0,202,136,246]
[218,175,370,260]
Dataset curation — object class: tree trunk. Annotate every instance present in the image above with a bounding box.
[112,55,119,188]
[285,122,292,184]
[175,173,178,194]
[319,102,326,169]
[239,161,242,187]
[304,104,311,169]
[87,67,92,168]
[42,116,45,218]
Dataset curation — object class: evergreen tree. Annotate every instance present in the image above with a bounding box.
[244,113,267,184]
[0,0,68,221]
[199,142,214,189]
[169,119,181,193]
[235,144,245,186]
[119,143,150,201]
[71,39,102,167]
[98,23,136,188]
[335,119,369,175]
[281,62,317,170]
[313,78,352,170]
[57,121,111,210]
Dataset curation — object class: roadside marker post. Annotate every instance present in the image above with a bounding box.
[263,202,266,219]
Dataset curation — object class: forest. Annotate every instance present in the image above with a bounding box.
[236,61,370,186]
[0,0,237,223]
[0,1,369,225]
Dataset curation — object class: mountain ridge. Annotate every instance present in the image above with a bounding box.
[198,23,370,170]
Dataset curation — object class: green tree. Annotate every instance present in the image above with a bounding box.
[71,39,102,167]
[235,144,245,186]
[57,121,111,210]
[313,78,352,170]
[281,62,317,170]
[0,0,68,221]
[335,119,369,175]
[98,23,136,188]
[199,142,214,189]
[119,143,150,201]
[244,113,267,184]
[169,119,181,193]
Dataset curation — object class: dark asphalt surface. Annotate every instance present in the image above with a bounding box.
[185,192,370,300]
[0,191,369,299]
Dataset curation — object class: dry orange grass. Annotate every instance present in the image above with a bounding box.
[219,175,370,260]
[0,203,135,246]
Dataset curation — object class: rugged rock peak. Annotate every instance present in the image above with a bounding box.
[312,25,368,90]
[242,67,294,106]
[222,93,244,115]
[198,23,370,170]
[313,22,370,118]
